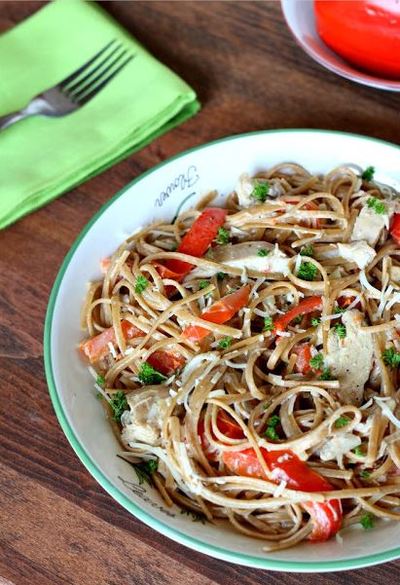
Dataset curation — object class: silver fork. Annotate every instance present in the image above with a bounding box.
[0,40,134,130]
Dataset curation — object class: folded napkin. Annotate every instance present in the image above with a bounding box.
[0,0,200,229]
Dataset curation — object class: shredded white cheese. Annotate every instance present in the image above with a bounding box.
[276,331,292,338]
[107,341,117,358]
[88,365,99,381]
[346,295,362,311]
[359,270,382,299]
[360,398,374,411]
[273,480,287,497]
[375,397,400,430]
[94,382,111,403]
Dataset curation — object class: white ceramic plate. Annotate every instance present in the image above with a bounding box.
[281,0,400,92]
[44,130,400,572]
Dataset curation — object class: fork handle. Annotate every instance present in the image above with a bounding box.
[0,111,26,130]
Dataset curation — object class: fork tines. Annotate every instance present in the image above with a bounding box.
[59,40,134,105]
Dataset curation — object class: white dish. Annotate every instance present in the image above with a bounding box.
[281,0,400,92]
[44,129,400,571]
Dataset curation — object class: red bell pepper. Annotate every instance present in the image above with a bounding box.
[80,320,143,363]
[274,296,323,333]
[146,349,186,376]
[198,410,245,462]
[390,213,400,246]
[199,411,342,541]
[80,320,184,376]
[182,285,250,343]
[293,343,313,374]
[157,208,227,280]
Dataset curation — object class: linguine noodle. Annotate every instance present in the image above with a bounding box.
[80,163,400,551]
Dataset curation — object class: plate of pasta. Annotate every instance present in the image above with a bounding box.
[44,129,400,571]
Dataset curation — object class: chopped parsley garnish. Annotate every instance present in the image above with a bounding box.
[382,347,400,368]
[265,415,280,441]
[215,227,230,245]
[138,362,166,385]
[319,367,333,381]
[309,353,324,369]
[96,374,105,387]
[135,274,149,294]
[334,415,350,428]
[334,306,346,314]
[263,316,275,332]
[180,509,206,524]
[300,244,314,257]
[362,166,375,182]
[251,180,270,202]
[311,317,321,326]
[334,323,347,339]
[199,279,210,290]
[292,314,303,325]
[360,470,371,479]
[366,196,386,215]
[353,446,364,457]
[257,248,270,257]
[360,512,375,529]
[218,336,233,350]
[129,459,158,486]
[217,272,226,281]
[110,391,128,422]
[146,459,158,474]
[297,261,318,281]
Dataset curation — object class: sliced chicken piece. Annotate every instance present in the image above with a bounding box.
[121,386,170,446]
[189,242,291,278]
[236,173,285,208]
[337,241,376,270]
[350,200,398,246]
[324,310,374,406]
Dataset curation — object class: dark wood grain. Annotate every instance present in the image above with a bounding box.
[1,1,400,584]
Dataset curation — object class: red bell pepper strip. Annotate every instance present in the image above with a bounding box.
[152,261,185,281]
[390,213,400,246]
[80,320,184,376]
[80,320,143,363]
[146,349,186,376]
[182,285,250,343]
[293,343,312,374]
[198,410,245,462]
[199,411,342,541]
[274,296,323,333]
[156,208,227,280]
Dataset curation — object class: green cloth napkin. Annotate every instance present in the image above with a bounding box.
[0,0,200,229]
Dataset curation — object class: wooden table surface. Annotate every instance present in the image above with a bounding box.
[1,1,400,584]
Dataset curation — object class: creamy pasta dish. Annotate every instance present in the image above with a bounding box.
[79,163,400,551]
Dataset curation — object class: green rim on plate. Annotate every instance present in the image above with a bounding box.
[44,129,400,572]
